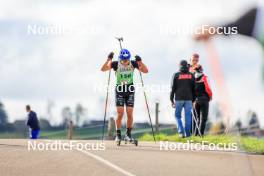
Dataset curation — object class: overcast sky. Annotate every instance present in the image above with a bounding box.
[0,0,263,127]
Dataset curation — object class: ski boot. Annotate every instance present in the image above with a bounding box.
[115,130,122,146]
[115,134,121,146]
[124,134,138,146]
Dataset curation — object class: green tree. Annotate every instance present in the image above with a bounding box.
[75,103,87,127]
[61,107,72,126]
[0,101,8,125]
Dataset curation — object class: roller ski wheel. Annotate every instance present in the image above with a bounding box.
[124,135,138,146]
[134,140,138,146]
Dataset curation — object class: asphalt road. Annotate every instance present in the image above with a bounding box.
[0,139,263,176]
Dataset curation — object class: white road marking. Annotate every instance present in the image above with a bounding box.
[76,148,136,176]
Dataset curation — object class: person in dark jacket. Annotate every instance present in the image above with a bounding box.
[193,65,212,136]
[26,105,40,139]
[170,60,195,137]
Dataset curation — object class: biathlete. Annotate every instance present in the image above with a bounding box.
[101,49,148,144]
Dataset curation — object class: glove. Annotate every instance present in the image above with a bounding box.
[108,52,114,59]
[135,55,142,62]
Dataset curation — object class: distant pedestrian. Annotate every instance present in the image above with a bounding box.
[26,105,40,139]
[170,60,195,138]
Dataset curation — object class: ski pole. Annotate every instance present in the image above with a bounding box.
[102,37,123,141]
[102,63,112,142]
[192,109,202,137]
[139,72,156,143]
[115,37,123,49]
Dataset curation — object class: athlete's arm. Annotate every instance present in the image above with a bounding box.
[101,52,114,72]
[135,55,148,73]
[138,61,148,73]
[101,59,112,71]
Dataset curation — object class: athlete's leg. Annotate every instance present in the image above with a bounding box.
[124,86,135,139]
[115,87,125,130]
[115,106,124,142]
[126,106,133,128]
[115,87,125,141]
[124,88,135,128]
[116,106,124,129]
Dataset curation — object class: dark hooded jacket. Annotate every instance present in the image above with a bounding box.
[27,111,40,130]
[170,64,195,102]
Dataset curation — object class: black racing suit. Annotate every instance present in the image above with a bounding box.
[111,61,139,107]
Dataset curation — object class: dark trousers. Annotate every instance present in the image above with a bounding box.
[193,99,209,136]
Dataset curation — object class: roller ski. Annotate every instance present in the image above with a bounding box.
[124,128,138,146]
[124,134,138,146]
